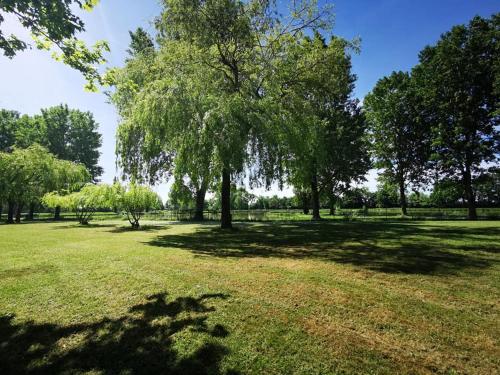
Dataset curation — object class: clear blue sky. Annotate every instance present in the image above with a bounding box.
[0,0,498,198]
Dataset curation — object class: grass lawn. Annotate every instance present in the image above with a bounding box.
[0,220,499,374]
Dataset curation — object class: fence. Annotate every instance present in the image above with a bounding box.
[7,207,500,223]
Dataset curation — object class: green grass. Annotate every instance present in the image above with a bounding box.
[0,220,499,374]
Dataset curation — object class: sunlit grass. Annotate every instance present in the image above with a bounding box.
[0,220,498,374]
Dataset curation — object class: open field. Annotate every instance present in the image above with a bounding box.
[0,220,499,374]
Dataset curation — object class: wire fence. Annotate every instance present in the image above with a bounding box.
[17,207,499,223]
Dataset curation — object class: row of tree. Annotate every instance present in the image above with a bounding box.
[168,175,500,213]
[110,2,498,226]
[365,14,499,219]
[110,0,370,228]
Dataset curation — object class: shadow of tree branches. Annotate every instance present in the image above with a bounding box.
[147,222,499,275]
[0,292,237,375]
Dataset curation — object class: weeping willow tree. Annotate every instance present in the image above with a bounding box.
[0,144,89,223]
[110,0,335,228]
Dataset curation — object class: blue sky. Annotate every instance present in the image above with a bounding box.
[0,0,498,199]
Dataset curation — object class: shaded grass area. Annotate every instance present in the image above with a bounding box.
[0,292,233,374]
[149,221,498,275]
[0,220,499,374]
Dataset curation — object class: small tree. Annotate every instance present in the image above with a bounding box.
[115,184,161,228]
[44,184,113,224]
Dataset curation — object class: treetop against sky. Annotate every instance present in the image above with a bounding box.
[0,0,498,200]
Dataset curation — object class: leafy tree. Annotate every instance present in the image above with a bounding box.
[475,168,500,207]
[429,179,464,208]
[40,105,103,179]
[0,0,109,90]
[375,181,399,208]
[412,14,500,219]
[0,145,89,223]
[126,27,154,58]
[364,71,430,215]
[277,34,368,220]
[113,184,161,228]
[144,0,333,228]
[113,26,219,222]
[408,191,430,208]
[342,187,375,209]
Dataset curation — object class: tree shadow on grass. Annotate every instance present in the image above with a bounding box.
[0,292,237,375]
[49,223,119,230]
[147,222,499,275]
[107,224,169,233]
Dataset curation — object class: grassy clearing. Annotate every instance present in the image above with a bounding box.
[0,220,499,374]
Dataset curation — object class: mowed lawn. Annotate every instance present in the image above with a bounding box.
[0,220,499,374]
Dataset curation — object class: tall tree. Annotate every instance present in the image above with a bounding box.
[412,14,500,220]
[40,105,103,180]
[0,0,108,90]
[153,0,333,228]
[276,34,368,220]
[364,71,430,215]
[126,27,155,59]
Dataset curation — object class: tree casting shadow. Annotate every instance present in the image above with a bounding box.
[147,222,498,275]
[0,292,237,375]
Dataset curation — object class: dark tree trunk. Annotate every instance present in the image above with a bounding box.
[28,202,35,220]
[7,201,15,224]
[0,204,2,221]
[220,168,232,229]
[302,194,310,215]
[15,202,23,223]
[311,173,321,220]
[302,198,309,214]
[329,193,336,216]
[399,178,408,216]
[54,206,61,220]
[193,185,207,221]
[463,166,477,220]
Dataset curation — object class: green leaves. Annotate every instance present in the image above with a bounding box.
[0,145,90,209]
[0,0,109,90]
[112,183,161,228]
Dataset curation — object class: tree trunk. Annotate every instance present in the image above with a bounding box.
[193,185,207,221]
[15,202,23,223]
[399,178,408,216]
[311,173,321,220]
[0,204,2,221]
[28,202,35,220]
[54,206,61,220]
[302,194,310,215]
[463,166,477,220]
[6,201,15,224]
[220,168,232,229]
[329,193,336,216]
